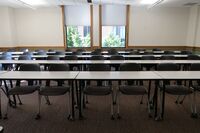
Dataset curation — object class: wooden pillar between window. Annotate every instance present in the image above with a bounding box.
[125,5,130,48]
[61,5,67,48]
[99,5,102,48]
[90,5,94,49]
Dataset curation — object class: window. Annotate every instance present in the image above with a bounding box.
[102,26,125,47]
[64,5,91,47]
[102,5,126,48]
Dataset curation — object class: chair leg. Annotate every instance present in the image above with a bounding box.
[45,96,51,105]
[17,95,22,105]
[116,91,121,119]
[175,96,180,104]
[4,95,9,119]
[140,95,144,104]
[111,92,115,120]
[67,92,72,120]
[179,95,186,104]
[190,92,197,118]
[35,94,41,120]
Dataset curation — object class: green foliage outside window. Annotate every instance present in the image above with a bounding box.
[103,34,124,47]
[67,26,90,47]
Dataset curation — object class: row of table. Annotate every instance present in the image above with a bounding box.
[0,70,200,120]
[0,50,182,55]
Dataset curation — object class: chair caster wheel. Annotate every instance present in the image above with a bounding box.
[155,115,162,121]
[179,101,183,104]
[175,101,178,104]
[3,115,8,120]
[35,114,41,120]
[140,102,143,104]
[191,113,198,118]
[111,115,115,120]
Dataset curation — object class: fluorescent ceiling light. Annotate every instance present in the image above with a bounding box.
[140,0,159,5]
[19,0,47,6]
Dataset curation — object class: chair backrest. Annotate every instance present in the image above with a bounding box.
[48,49,55,52]
[157,63,179,71]
[160,55,175,60]
[153,48,161,51]
[190,63,200,71]
[49,64,69,71]
[141,55,156,60]
[72,51,82,55]
[108,48,118,55]
[35,49,44,52]
[143,51,153,55]
[181,50,192,55]
[23,52,33,56]
[36,51,46,55]
[7,48,15,52]
[65,55,78,60]
[19,64,41,71]
[187,54,200,60]
[0,55,12,60]
[18,55,32,60]
[129,51,139,55]
[2,52,12,56]
[65,49,72,52]
[47,56,60,60]
[91,55,104,60]
[91,51,101,55]
[110,55,125,60]
[55,51,65,55]
[76,48,85,52]
[164,50,174,54]
[19,48,28,52]
[120,63,141,71]
[89,64,110,71]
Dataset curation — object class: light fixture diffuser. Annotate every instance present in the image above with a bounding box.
[140,0,159,5]
[19,0,47,6]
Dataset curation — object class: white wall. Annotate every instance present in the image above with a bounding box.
[0,7,15,47]
[194,6,200,47]
[129,7,190,46]
[14,7,64,46]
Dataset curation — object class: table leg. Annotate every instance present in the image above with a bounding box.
[161,81,166,119]
[79,80,84,119]
[71,80,75,120]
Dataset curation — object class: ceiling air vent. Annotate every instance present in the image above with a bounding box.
[183,2,198,6]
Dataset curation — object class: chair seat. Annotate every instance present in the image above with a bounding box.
[39,86,70,96]
[84,86,112,96]
[119,85,147,95]
[9,86,39,95]
[165,85,192,95]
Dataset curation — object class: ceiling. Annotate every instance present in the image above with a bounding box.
[0,0,200,8]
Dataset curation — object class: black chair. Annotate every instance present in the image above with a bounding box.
[83,64,114,119]
[35,49,45,53]
[55,51,65,55]
[4,64,41,119]
[141,55,157,70]
[72,51,82,55]
[47,55,60,60]
[110,55,125,71]
[23,52,33,56]
[187,54,200,60]
[152,48,161,51]
[36,64,72,120]
[164,50,174,54]
[108,48,119,55]
[65,55,79,70]
[116,63,149,118]
[91,55,104,60]
[19,48,28,52]
[181,50,192,55]
[48,49,55,52]
[160,55,175,60]
[157,63,194,118]
[18,55,32,60]
[91,50,101,55]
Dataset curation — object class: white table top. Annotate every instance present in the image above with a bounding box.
[0,71,79,80]
[155,71,200,80]
[76,71,162,80]
[1,60,200,65]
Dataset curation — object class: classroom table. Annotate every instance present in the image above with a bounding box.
[76,71,162,119]
[154,71,200,120]
[0,71,79,119]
